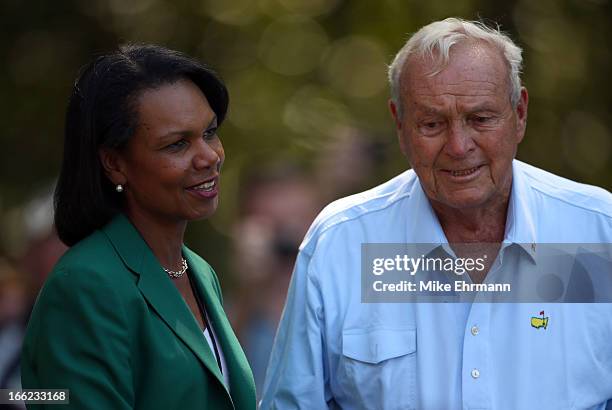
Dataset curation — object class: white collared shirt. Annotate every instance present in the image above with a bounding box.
[261,160,612,410]
[203,316,230,389]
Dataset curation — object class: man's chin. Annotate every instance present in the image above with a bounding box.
[435,189,495,210]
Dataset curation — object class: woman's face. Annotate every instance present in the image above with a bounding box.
[110,79,224,225]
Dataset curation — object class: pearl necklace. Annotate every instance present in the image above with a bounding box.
[163,258,188,278]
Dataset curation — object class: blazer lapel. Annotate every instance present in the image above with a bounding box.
[184,248,256,409]
[102,215,229,395]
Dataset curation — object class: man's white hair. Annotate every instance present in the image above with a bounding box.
[388,18,523,115]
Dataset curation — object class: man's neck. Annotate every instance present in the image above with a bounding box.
[431,195,510,244]
[430,195,510,284]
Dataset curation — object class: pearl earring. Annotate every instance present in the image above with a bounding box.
[116,184,124,193]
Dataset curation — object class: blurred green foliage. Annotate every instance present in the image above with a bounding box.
[1,0,610,279]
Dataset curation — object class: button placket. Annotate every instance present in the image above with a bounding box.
[462,304,492,409]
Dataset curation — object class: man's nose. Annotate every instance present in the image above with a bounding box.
[444,121,476,158]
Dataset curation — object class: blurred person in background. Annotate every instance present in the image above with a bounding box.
[315,127,387,203]
[1,188,66,378]
[20,44,255,409]
[0,188,66,410]
[0,258,31,410]
[229,164,322,398]
[18,192,69,289]
[261,18,612,409]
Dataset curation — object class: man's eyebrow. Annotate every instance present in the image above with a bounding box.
[410,104,444,115]
[465,103,498,113]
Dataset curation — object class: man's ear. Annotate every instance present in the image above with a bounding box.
[389,99,410,158]
[98,148,127,186]
[515,87,529,143]
[389,99,402,131]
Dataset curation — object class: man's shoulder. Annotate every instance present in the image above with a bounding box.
[516,160,612,218]
[301,170,418,248]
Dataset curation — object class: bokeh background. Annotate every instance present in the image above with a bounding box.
[1,0,611,401]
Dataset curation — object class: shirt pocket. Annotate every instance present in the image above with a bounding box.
[337,328,417,410]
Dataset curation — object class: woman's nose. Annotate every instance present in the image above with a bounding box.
[193,140,222,170]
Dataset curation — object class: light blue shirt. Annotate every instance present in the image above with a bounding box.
[261,160,612,410]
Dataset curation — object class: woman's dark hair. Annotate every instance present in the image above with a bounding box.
[54,44,229,246]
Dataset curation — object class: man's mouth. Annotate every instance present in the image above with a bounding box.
[449,166,481,177]
[441,165,484,178]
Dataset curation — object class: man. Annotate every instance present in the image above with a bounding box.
[261,18,612,409]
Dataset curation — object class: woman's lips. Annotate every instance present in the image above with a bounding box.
[186,178,218,198]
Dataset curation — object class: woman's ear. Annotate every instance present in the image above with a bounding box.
[98,148,127,186]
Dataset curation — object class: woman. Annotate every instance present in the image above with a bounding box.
[21,44,256,409]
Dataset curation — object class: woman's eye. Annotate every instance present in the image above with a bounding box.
[167,139,187,150]
[203,127,218,140]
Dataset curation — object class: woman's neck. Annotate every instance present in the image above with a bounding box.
[125,209,187,271]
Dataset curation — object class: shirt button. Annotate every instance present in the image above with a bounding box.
[471,325,479,336]
[471,369,480,379]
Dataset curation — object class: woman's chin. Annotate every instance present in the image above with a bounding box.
[189,202,219,221]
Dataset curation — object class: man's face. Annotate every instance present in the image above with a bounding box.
[390,41,528,212]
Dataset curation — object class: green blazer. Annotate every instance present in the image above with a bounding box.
[21,215,256,409]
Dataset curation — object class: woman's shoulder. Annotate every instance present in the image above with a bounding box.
[56,229,115,265]
[57,229,112,262]
[49,229,136,289]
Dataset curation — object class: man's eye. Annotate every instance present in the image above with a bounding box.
[472,116,493,124]
[418,121,444,135]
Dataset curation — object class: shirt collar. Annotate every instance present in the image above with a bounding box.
[404,176,449,256]
[404,160,538,262]
[503,160,538,262]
